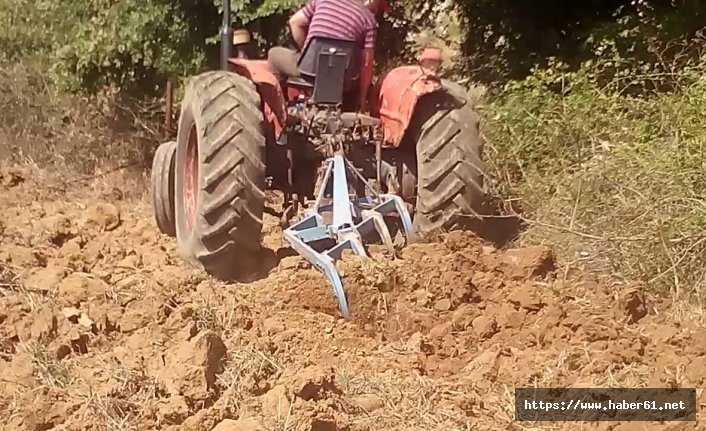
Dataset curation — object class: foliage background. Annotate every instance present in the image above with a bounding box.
[1,0,706,306]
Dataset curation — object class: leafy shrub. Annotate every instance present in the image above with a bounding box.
[483,33,706,301]
[0,0,311,96]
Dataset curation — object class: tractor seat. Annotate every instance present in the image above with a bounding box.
[286,76,314,89]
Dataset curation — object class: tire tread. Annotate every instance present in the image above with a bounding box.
[175,71,267,278]
[412,89,488,234]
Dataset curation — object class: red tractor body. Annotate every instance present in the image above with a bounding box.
[151,24,490,304]
[228,57,443,149]
[228,59,287,139]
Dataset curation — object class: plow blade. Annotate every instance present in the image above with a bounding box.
[282,154,415,319]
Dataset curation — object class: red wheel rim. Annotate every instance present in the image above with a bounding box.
[400,162,417,205]
[183,124,198,231]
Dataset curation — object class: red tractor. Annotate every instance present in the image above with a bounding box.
[151,4,488,318]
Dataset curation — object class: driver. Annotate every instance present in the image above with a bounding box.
[267,0,389,112]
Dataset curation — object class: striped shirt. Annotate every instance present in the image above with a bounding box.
[301,0,377,50]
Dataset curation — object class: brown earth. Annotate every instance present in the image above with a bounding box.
[0,163,704,431]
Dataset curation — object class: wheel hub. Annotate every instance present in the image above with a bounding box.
[184,124,199,231]
[400,161,417,205]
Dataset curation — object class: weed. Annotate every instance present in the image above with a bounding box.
[217,346,282,411]
[334,365,353,393]
[21,342,72,388]
[194,302,224,333]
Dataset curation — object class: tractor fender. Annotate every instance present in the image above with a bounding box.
[373,66,443,148]
[229,58,286,139]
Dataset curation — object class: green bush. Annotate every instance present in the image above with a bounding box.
[483,41,706,301]
[0,0,309,96]
[0,0,210,95]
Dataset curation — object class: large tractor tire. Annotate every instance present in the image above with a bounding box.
[408,87,488,235]
[174,71,266,280]
[151,140,177,237]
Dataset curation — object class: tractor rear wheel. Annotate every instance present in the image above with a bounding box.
[407,88,488,235]
[151,140,177,237]
[174,71,266,280]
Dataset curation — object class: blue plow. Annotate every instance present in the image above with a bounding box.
[282,152,416,319]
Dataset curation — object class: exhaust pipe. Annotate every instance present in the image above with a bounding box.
[164,79,173,137]
[220,0,233,70]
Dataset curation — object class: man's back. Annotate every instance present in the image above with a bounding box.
[302,0,377,51]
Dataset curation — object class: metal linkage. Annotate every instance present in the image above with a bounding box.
[282,152,415,319]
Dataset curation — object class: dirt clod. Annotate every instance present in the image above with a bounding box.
[502,246,555,279]
[158,330,227,402]
[433,298,451,312]
[508,284,545,312]
[283,366,340,401]
[353,393,384,412]
[472,315,498,339]
[1,167,704,431]
[2,245,37,268]
[260,385,291,419]
[212,418,265,431]
[23,266,67,291]
[57,274,107,307]
[156,395,191,425]
[27,305,58,342]
[120,298,158,333]
[0,166,25,187]
[618,288,648,324]
[81,203,121,232]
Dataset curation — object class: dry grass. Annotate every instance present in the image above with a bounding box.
[97,357,164,400]
[335,366,474,431]
[0,262,19,292]
[216,345,282,412]
[2,270,56,312]
[0,62,160,177]
[21,342,72,388]
[72,358,165,431]
[77,390,141,431]
[194,301,227,333]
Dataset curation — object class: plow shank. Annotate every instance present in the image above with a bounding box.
[282,153,415,319]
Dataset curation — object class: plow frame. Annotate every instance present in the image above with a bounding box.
[282,153,415,319]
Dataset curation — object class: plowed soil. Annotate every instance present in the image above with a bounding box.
[1,163,704,431]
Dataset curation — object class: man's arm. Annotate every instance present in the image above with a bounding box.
[358,27,376,112]
[289,0,315,49]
